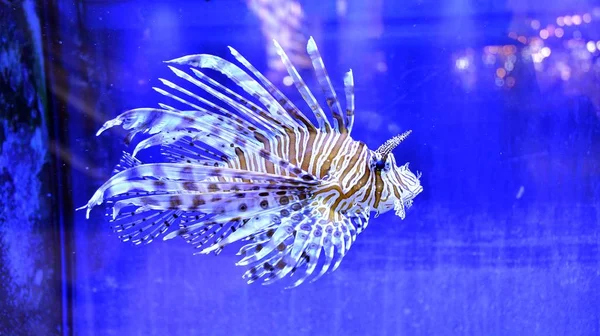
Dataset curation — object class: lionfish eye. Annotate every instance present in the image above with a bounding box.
[374,158,386,171]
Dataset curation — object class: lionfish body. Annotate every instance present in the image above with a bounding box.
[79,37,423,287]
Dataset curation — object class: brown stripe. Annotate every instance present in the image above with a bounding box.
[286,128,298,167]
[296,128,306,167]
[275,134,286,176]
[332,113,347,134]
[300,131,318,171]
[318,133,349,177]
[372,171,384,209]
[360,178,374,204]
[394,169,408,190]
[294,113,316,132]
[315,185,343,196]
[337,142,366,180]
[307,133,326,175]
[254,132,275,175]
[234,147,251,183]
[330,168,371,210]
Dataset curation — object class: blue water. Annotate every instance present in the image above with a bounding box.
[55,0,600,335]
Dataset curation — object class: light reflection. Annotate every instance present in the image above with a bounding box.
[482,53,496,65]
[582,62,591,72]
[336,0,347,17]
[558,62,571,80]
[503,45,516,54]
[541,47,551,57]
[496,68,506,78]
[453,7,600,103]
[505,61,514,71]
[376,61,388,73]
[586,41,597,53]
[455,57,470,70]
[506,76,516,88]
[282,75,293,86]
[555,28,564,38]
[453,50,477,89]
[532,53,544,63]
[564,16,573,26]
[247,0,311,80]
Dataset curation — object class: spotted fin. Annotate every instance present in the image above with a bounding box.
[178,219,245,254]
[105,201,182,245]
[164,197,313,254]
[160,138,227,165]
[96,108,318,182]
[97,108,262,153]
[165,54,297,133]
[111,189,309,219]
[165,66,285,135]
[102,152,182,244]
[77,163,319,218]
[153,78,278,138]
[93,155,318,250]
[236,201,360,287]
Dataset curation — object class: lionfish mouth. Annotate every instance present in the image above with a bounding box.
[413,185,424,196]
[373,200,407,219]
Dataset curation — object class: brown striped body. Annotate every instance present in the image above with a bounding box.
[224,127,384,217]
[79,36,423,287]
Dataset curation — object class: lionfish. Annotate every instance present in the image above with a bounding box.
[78,37,423,287]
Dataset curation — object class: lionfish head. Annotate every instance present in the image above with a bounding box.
[369,130,423,219]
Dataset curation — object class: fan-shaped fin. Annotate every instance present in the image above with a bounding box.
[232,201,362,287]
[227,46,316,131]
[166,66,284,134]
[165,54,296,132]
[77,163,319,218]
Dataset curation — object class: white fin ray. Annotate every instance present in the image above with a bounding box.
[306,36,346,133]
[272,39,332,133]
[166,54,296,132]
[165,66,280,134]
[343,69,355,133]
[227,46,316,131]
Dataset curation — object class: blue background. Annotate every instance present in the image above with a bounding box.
[47,0,600,334]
